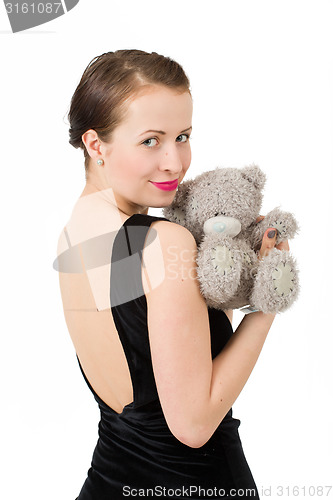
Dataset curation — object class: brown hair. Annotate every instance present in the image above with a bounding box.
[67,49,191,177]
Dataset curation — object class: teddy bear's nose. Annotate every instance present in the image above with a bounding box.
[203,215,242,238]
[213,222,227,232]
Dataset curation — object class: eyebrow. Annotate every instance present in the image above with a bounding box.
[138,126,192,137]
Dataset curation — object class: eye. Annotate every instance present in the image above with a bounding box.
[142,137,158,148]
[176,133,191,143]
[142,133,191,148]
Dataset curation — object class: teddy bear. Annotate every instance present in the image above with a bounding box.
[162,165,300,314]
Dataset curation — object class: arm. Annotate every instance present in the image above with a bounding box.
[224,309,233,325]
[144,221,276,448]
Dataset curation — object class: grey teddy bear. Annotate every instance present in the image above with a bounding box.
[162,165,300,314]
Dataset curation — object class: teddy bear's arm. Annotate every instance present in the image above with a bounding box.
[249,207,299,249]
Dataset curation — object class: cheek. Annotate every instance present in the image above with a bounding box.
[129,150,157,175]
[113,150,139,174]
[182,147,191,169]
[119,151,155,182]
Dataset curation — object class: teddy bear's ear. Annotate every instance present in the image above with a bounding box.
[241,164,266,190]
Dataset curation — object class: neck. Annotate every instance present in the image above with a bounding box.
[80,182,149,217]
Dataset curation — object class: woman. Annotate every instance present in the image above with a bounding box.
[56,49,288,499]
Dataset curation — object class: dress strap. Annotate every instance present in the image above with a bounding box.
[110,214,169,306]
[110,213,170,408]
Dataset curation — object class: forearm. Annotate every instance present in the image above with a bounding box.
[206,312,275,435]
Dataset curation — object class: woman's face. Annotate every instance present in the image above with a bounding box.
[97,86,193,214]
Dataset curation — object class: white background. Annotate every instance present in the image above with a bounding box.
[0,1,332,499]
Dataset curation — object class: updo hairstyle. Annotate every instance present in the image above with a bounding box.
[67,49,191,177]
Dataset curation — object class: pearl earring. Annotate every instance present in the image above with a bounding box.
[97,159,104,166]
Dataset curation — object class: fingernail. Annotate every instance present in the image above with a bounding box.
[267,229,277,238]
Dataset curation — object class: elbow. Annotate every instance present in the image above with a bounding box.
[171,422,213,449]
[163,401,222,449]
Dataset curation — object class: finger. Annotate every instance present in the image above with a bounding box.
[259,228,277,259]
[276,239,290,251]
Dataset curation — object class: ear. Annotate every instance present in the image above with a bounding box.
[82,129,103,160]
[241,164,266,190]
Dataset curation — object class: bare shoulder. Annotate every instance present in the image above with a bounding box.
[148,219,197,256]
[150,218,196,240]
[142,220,198,293]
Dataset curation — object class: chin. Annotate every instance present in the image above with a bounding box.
[149,201,173,209]
[154,195,177,208]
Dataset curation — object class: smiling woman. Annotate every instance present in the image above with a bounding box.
[68,50,192,179]
[56,49,275,500]
[78,85,193,214]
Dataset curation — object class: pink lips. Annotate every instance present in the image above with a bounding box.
[150,179,178,191]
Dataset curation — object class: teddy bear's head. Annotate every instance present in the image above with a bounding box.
[163,165,266,243]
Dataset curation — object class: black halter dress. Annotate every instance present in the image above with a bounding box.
[75,213,260,500]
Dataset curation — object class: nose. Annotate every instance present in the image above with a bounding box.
[159,144,185,174]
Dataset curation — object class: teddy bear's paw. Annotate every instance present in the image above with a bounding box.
[211,245,235,275]
[263,208,299,243]
[249,208,299,250]
[196,236,243,304]
[272,261,296,297]
[271,219,289,238]
[210,245,255,276]
[250,248,300,314]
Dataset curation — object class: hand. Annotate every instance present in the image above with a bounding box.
[256,215,290,259]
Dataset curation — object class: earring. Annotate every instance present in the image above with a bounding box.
[97,159,104,166]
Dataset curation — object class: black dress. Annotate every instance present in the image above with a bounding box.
[75,213,260,500]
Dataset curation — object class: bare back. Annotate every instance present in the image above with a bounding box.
[57,189,150,414]
[56,188,234,422]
